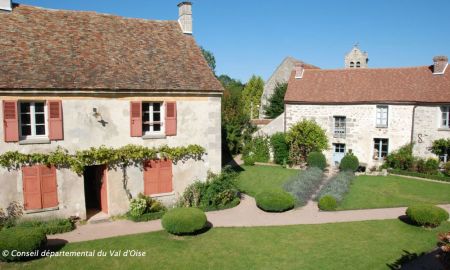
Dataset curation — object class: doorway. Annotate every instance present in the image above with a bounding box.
[83,165,108,218]
[333,143,346,165]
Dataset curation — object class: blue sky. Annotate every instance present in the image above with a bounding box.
[16,0,450,82]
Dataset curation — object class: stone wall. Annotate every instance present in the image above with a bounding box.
[0,94,221,218]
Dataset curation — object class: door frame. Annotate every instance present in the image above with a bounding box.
[333,143,346,165]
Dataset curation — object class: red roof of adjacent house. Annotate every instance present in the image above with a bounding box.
[0,5,223,92]
[285,65,450,104]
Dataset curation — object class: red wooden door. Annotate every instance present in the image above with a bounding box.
[99,166,108,214]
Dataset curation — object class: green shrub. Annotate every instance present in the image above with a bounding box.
[255,190,295,212]
[316,171,355,202]
[161,208,207,235]
[406,204,449,227]
[270,132,289,165]
[283,167,324,206]
[388,169,450,182]
[129,198,147,217]
[444,162,450,176]
[0,227,46,262]
[243,155,255,166]
[307,151,327,170]
[424,158,439,175]
[127,211,166,222]
[318,195,337,211]
[243,136,270,163]
[16,218,74,235]
[339,153,359,172]
[385,144,414,170]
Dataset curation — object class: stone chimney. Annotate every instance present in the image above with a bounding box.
[178,2,192,35]
[294,64,305,79]
[0,0,12,11]
[433,55,448,74]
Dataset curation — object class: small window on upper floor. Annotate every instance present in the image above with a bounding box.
[19,101,47,140]
[333,116,346,138]
[142,102,164,135]
[356,61,361,67]
[441,106,450,128]
[350,62,355,68]
[376,105,388,128]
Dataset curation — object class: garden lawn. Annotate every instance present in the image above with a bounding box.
[339,175,450,210]
[2,220,450,270]
[236,165,298,196]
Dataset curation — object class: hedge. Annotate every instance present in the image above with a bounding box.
[161,208,207,235]
[307,151,327,170]
[318,195,337,211]
[15,218,74,235]
[388,169,450,182]
[127,211,166,222]
[406,204,449,227]
[0,227,47,262]
[255,190,295,212]
[339,153,359,172]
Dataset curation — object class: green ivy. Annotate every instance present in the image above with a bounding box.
[0,144,205,175]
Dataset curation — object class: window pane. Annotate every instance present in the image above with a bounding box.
[154,113,160,122]
[142,103,149,112]
[154,124,161,132]
[34,102,44,113]
[20,114,30,124]
[142,113,149,122]
[35,114,45,124]
[20,102,30,113]
[35,125,45,135]
[153,103,161,112]
[21,125,31,136]
[143,124,150,133]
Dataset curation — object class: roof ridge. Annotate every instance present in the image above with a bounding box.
[304,65,430,72]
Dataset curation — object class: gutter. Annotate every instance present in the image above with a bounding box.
[410,105,417,144]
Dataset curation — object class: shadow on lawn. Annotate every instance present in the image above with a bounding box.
[387,249,444,270]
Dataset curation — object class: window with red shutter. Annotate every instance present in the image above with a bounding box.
[48,100,63,140]
[143,159,173,195]
[130,101,142,137]
[2,100,19,142]
[22,165,58,210]
[165,102,177,136]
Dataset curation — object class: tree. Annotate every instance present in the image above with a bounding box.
[263,82,287,119]
[242,75,264,119]
[286,120,328,165]
[217,75,244,97]
[431,138,450,157]
[200,47,216,74]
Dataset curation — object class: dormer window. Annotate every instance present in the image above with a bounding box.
[350,62,355,68]
[356,62,361,68]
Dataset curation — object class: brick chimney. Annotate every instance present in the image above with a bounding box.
[294,64,304,79]
[0,0,12,11]
[178,2,192,35]
[433,55,448,74]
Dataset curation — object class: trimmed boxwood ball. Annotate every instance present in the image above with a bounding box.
[161,208,207,235]
[318,195,337,211]
[0,227,47,262]
[255,190,295,212]
[307,151,327,170]
[406,204,449,227]
[339,153,359,172]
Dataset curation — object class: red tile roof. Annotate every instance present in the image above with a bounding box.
[0,5,223,92]
[285,65,450,104]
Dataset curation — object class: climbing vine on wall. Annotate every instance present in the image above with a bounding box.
[0,144,205,175]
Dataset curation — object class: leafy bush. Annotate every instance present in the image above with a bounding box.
[339,153,359,172]
[126,211,166,222]
[444,162,450,176]
[318,195,337,211]
[243,155,255,166]
[316,171,355,202]
[129,198,147,217]
[424,158,439,175]
[388,169,450,182]
[177,167,239,211]
[16,218,74,235]
[283,167,324,206]
[307,151,327,170]
[270,132,289,165]
[286,120,328,165]
[406,204,449,227]
[161,208,207,235]
[0,201,23,229]
[438,231,450,267]
[431,138,450,157]
[243,136,270,163]
[255,190,295,212]
[385,144,414,170]
[127,194,167,221]
[0,227,46,262]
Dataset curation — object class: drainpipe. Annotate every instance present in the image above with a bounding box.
[410,105,417,145]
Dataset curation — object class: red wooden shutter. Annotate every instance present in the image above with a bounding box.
[165,102,177,136]
[48,100,63,140]
[2,100,19,142]
[40,166,58,209]
[159,159,173,193]
[144,160,159,195]
[22,166,42,210]
[130,101,142,137]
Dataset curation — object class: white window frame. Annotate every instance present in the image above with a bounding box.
[142,102,165,136]
[333,116,346,138]
[334,143,346,153]
[441,106,450,128]
[373,138,389,160]
[376,105,388,128]
[18,101,48,140]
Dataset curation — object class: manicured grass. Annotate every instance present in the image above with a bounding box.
[339,175,450,210]
[236,165,298,196]
[2,220,449,269]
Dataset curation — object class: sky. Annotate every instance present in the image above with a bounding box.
[16,0,450,83]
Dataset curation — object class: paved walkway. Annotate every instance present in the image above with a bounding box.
[48,194,450,243]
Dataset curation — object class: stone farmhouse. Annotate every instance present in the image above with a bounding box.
[0,1,223,219]
[285,46,450,168]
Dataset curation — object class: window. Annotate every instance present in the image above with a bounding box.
[350,61,355,68]
[376,105,388,127]
[356,61,361,67]
[143,159,173,195]
[334,116,346,138]
[441,106,450,128]
[373,138,389,160]
[142,102,164,135]
[19,101,47,139]
[334,143,346,153]
[22,165,58,210]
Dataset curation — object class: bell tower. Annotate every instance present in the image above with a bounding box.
[345,44,369,68]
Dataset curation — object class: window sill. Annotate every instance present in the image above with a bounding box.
[25,206,59,214]
[142,134,166,140]
[376,126,388,129]
[19,138,51,145]
[438,128,450,131]
[149,191,175,198]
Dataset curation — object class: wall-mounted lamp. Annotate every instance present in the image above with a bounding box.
[92,107,108,127]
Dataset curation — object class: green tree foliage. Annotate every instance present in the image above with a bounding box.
[385,143,414,170]
[286,120,328,165]
[270,132,289,165]
[242,75,264,119]
[431,138,450,157]
[263,82,287,119]
[200,47,216,74]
